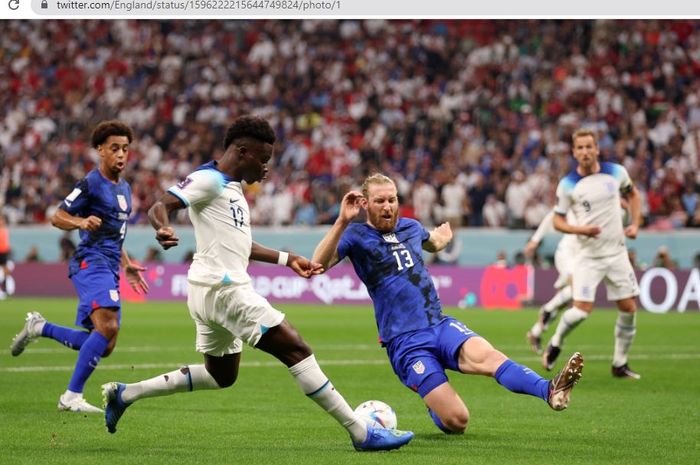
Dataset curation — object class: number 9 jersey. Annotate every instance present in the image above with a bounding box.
[337,217,445,344]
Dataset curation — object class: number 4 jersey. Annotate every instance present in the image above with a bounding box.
[167,161,252,287]
[59,169,132,275]
[555,162,632,259]
[338,218,445,344]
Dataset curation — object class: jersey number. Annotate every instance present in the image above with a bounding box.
[582,200,591,212]
[119,222,126,240]
[230,205,245,228]
[392,250,414,271]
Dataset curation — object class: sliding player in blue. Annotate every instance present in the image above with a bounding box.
[313,173,584,434]
[10,120,148,413]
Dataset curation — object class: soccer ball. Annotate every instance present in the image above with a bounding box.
[354,400,397,430]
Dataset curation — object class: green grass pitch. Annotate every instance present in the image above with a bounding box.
[1,298,698,465]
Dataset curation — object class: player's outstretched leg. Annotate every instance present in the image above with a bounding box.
[548,352,584,411]
[102,382,130,433]
[352,425,414,452]
[10,311,46,356]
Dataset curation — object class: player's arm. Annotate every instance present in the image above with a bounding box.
[147,192,184,250]
[622,184,642,239]
[422,222,453,253]
[524,210,555,257]
[553,213,601,237]
[50,209,102,232]
[120,247,148,294]
[250,242,323,278]
[312,191,363,270]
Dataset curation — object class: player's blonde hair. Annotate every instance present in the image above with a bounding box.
[572,128,598,146]
[361,173,396,199]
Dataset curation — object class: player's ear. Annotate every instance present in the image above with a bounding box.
[359,197,368,209]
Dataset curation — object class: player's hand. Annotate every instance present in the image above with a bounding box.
[432,222,453,243]
[338,191,364,224]
[580,225,602,237]
[524,240,538,258]
[155,226,179,250]
[624,223,638,239]
[288,254,325,278]
[124,263,149,294]
[80,215,102,232]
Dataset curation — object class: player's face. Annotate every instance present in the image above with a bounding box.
[240,142,273,184]
[97,135,130,178]
[572,135,599,171]
[366,183,399,233]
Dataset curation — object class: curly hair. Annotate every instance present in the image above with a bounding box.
[91,120,133,148]
[224,115,276,150]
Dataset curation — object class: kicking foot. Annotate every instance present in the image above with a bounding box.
[526,331,542,354]
[548,352,584,411]
[57,393,104,414]
[10,311,46,356]
[352,425,414,452]
[611,363,641,380]
[542,343,561,371]
[102,382,131,434]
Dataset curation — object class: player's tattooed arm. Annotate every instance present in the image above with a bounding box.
[312,191,363,270]
[423,222,453,253]
[50,209,102,232]
[148,192,183,250]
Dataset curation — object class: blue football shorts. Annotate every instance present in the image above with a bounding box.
[386,316,479,398]
[69,258,121,330]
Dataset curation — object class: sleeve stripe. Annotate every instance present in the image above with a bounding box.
[167,188,190,207]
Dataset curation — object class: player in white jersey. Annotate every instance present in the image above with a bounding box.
[542,128,642,380]
[100,116,413,451]
[524,209,578,353]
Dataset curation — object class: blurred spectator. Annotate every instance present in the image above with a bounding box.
[144,246,163,263]
[494,250,508,268]
[482,194,507,227]
[59,232,77,262]
[24,245,41,263]
[652,246,678,269]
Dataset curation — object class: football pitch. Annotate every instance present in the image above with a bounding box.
[1,298,698,465]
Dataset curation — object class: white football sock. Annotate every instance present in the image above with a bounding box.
[121,365,220,403]
[613,312,636,367]
[550,307,589,347]
[543,286,573,313]
[289,354,367,443]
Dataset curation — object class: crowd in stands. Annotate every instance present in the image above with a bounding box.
[2,19,700,230]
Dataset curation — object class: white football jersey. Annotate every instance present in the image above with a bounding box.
[168,162,252,286]
[555,162,631,258]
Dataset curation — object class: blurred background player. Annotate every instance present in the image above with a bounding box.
[101,116,413,452]
[312,174,584,435]
[524,209,578,353]
[543,129,642,379]
[10,120,148,412]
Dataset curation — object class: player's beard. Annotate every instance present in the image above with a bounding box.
[368,208,399,233]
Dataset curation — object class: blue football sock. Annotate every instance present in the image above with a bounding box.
[42,323,90,350]
[494,359,549,401]
[428,408,454,434]
[67,331,110,394]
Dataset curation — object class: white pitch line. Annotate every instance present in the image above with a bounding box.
[1,353,699,373]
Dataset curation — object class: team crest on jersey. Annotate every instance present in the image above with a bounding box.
[382,233,399,243]
[412,361,425,375]
[109,290,119,302]
[117,195,128,211]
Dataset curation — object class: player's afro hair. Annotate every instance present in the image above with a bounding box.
[224,115,276,150]
[91,120,133,148]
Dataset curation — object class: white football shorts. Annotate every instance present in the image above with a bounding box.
[187,281,285,357]
[572,250,639,303]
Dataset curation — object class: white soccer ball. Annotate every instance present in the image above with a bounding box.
[354,400,398,430]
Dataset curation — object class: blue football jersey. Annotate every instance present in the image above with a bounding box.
[337,218,445,344]
[59,169,132,274]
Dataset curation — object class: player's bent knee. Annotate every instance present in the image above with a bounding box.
[442,409,469,434]
[213,373,237,388]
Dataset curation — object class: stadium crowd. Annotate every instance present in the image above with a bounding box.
[1,19,700,230]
